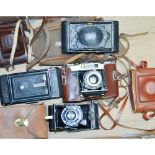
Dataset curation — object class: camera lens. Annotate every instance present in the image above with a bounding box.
[78,26,103,47]
[83,71,103,90]
[89,74,99,84]
[66,111,76,120]
[61,105,83,127]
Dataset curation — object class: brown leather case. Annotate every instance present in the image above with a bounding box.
[104,63,119,98]
[130,68,155,112]
[0,104,48,139]
[61,67,81,102]
[0,21,28,67]
[61,63,118,102]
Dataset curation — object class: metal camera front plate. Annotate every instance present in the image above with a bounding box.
[10,71,50,100]
[67,63,104,72]
[67,61,115,72]
[69,23,112,50]
[61,105,83,127]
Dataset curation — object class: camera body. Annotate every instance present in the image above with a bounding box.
[48,101,99,131]
[61,21,119,53]
[61,61,118,102]
[0,68,62,106]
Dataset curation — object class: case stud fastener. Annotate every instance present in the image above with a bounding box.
[15,118,29,127]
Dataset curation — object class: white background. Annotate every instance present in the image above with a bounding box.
[0,0,155,155]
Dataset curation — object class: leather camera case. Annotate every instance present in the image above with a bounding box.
[61,63,118,102]
[0,21,28,67]
[0,104,48,139]
[130,67,155,112]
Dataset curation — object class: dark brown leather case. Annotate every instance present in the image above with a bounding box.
[61,67,81,102]
[61,63,118,102]
[130,68,155,112]
[0,21,28,67]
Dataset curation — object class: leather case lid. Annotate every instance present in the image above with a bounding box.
[0,104,48,139]
[104,63,119,98]
[130,68,155,112]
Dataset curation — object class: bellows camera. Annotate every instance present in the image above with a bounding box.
[61,21,119,53]
[47,101,99,131]
[0,68,61,105]
[61,61,118,102]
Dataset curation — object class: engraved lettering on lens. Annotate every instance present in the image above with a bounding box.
[84,71,103,90]
[66,111,76,120]
[61,105,83,127]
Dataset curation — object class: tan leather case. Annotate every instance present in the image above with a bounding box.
[130,68,155,112]
[0,104,48,139]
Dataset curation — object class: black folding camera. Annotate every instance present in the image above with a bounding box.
[0,68,61,106]
[47,101,99,131]
[61,21,119,53]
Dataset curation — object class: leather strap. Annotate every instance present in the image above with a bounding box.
[119,55,147,69]
[25,16,34,63]
[26,24,50,71]
[143,112,155,121]
[118,31,149,56]
[99,86,128,130]
[30,17,45,46]
[9,20,22,68]
[64,31,149,65]
[99,91,155,132]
